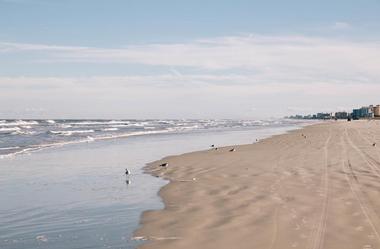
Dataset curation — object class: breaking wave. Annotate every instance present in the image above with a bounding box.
[0,119,310,159]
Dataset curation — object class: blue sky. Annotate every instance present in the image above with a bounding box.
[2,0,380,45]
[1,0,380,118]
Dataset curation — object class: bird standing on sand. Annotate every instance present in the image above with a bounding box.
[229,148,236,152]
[125,168,131,175]
[160,162,169,167]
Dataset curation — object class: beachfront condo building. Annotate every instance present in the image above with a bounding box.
[352,106,374,119]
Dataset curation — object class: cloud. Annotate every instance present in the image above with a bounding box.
[331,22,351,30]
[1,34,380,86]
[1,34,380,118]
[1,75,379,95]
[1,75,380,118]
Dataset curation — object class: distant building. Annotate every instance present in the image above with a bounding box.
[335,112,348,119]
[352,106,374,119]
[316,113,332,119]
[374,105,380,118]
[287,104,380,121]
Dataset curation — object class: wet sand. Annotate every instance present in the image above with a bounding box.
[134,121,380,249]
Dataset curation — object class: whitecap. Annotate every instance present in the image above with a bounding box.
[49,130,95,136]
[0,146,20,150]
[0,120,38,126]
[0,127,21,132]
[103,128,119,131]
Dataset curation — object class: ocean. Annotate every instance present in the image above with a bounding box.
[0,119,313,249]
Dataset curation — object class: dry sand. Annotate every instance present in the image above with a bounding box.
[134,121,380,249]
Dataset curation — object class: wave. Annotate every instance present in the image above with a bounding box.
[0,127,21,133]
[0,129,172,159]
[66,120,130,126]
[0,119,308,159]
[0,147,36,159]
[0,136,97,159]
[110,124,129,128]
[103,128,119,131]
[49,130,95,136]
[59,124,72,128]
[46,120,56,124]
[0,120,38,127]
[0,127,36,135]
[12,130,37,135]
[0,146,20,150]
[0,127,21,131]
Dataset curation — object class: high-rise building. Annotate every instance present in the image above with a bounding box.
[352,106,374,119]
[374,105,380,118]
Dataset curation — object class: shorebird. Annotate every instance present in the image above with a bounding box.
[125,168,131,175]
[126,179,131,185]
[210,144,215,148]
[215,147,218,150]
[373,142,376,147]
[229,148,236,152]
[160,162,169,167]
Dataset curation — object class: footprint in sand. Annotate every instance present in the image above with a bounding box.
[300,233,308,239]
[295,224,300,230]
[302,217,308,224]
[367,234,375,240]
[290,208,297,219]
[355,226,364,232]
[271,195,283,203]
[352,212,361,217]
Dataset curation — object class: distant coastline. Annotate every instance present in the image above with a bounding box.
[287,104,380,120]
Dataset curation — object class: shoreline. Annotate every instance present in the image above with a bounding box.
[132,123,312,245]
[0,122,307,249]
[133,121,380,249]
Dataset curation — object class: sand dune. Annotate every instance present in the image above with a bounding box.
[134,121,380,249]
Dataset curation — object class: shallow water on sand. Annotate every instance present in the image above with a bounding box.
[0,125,307,249]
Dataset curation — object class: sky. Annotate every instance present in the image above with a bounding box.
[1,0,380,119]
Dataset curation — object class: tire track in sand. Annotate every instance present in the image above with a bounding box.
[342,128,380,246]
[309,129,332,249]
[345,128,380,179]
[267,137,302,249]
[351,128,380,174]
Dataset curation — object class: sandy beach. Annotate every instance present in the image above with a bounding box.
[134,121,380,249]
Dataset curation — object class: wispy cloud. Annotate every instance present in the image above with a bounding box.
[1,34,380,86]
[1,34,380,118]
[331,21,352,30]
[1,75,380,118]
[1,75,379,95]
